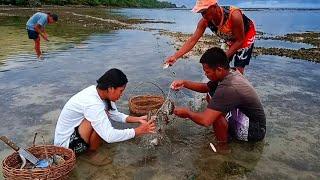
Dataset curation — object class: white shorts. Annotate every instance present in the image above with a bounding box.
[226,109,249,141]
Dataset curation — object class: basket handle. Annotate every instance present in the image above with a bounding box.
[0,136,19,151]
[128,81,166,98]
[32,132,38,147]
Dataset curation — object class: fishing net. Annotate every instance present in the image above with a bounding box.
[125,81,176,148]
[131,33,202,149]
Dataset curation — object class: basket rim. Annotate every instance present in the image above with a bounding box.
[129,94,164,101]
[127,81,166,98]
[2,145,76,171]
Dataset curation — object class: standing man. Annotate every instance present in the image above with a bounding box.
[171,48,266,153]
[26,12,58,59]
[165,0,256,74]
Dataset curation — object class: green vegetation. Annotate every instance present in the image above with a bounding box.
[0,0,177,8]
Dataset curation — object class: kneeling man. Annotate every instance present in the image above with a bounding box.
[171,48,266,151]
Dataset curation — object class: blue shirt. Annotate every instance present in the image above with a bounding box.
[26,12,48,31]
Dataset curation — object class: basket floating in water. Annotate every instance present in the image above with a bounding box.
[2,145,76,180]
[129,95,165,116]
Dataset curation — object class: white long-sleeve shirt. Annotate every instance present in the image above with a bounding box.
[54,85,135,148]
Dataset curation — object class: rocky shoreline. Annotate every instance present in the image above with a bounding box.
[1,6,319,62]
[159,30,320,63]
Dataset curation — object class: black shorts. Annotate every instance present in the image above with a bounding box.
[27,29,39,40]
[68,126,89,154]
[229,43,254,68]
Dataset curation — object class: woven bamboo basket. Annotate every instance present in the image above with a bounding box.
[129,95,165,116]
[2,145,76,180]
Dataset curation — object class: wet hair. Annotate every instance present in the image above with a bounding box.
[97,68,128,111]
[199,47,230,69]
[47,12,58,22]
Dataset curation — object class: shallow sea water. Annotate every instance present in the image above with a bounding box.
[0,8,319,179]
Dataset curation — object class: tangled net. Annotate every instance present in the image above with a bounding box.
[138,87,181,149]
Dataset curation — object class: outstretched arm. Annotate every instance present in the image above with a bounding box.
[87,104,155,143]
[174,107,222,127]
[226,10,245,58]
[107,102,148,124]
[165,18,208,65]
[171,79,209,93]
[126,115,148,124]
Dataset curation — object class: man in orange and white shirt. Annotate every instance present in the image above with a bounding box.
[165,0,256,75]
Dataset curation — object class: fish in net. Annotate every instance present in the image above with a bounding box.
[139,91,175,148]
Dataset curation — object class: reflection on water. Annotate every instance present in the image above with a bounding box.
[0,8,320,179]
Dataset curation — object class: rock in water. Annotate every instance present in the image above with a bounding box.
[53,155,65,165]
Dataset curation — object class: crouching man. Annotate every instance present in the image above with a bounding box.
[171,48,266,152]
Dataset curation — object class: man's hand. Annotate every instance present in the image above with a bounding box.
[174,107,190,119]
[165,55,177,66]
[135,120,156,136]
[170,80,185,91]
[41,32,49,41]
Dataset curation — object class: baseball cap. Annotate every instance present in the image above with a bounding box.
[192,0,218,13]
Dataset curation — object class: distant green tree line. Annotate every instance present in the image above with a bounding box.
[0,0,177,7]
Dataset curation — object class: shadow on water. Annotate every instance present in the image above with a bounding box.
[0,8,319,180]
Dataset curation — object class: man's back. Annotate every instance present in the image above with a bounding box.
[26,12,48,31]
[208,70,266,141]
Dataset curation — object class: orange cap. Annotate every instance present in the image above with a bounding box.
[192,0,218,13]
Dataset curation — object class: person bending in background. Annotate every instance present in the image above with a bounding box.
[54,68,155,165]
[165,0,256,75]
[26,12,58,59]
[171,48,265,153]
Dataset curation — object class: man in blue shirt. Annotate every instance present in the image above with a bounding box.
[26,12,58,59]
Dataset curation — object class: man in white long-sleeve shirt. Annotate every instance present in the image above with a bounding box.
[54,69,155,163]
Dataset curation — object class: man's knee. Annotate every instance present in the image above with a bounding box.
[236,67,245,74]
[213,115,228,129]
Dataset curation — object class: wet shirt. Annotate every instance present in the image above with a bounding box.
[26,12,48,31]
[207,70,266,135]
[207,6,256,48]
[54,85,135,148]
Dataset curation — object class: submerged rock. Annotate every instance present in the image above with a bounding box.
[159,30,320,63]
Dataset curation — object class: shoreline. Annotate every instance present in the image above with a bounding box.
[0,6,319,62]
[0,6,131,30]
[159,30,320,63]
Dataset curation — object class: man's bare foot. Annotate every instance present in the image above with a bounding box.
[37,54,44,60]
[78,150,112,166]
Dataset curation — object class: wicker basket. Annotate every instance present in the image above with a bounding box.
[129,95,165,116]
[2,145,76,180]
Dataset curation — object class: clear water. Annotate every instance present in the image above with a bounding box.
[119,8,320,35]
[0,8,319,179]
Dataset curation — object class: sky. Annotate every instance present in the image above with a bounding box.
[165,0,320,8]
